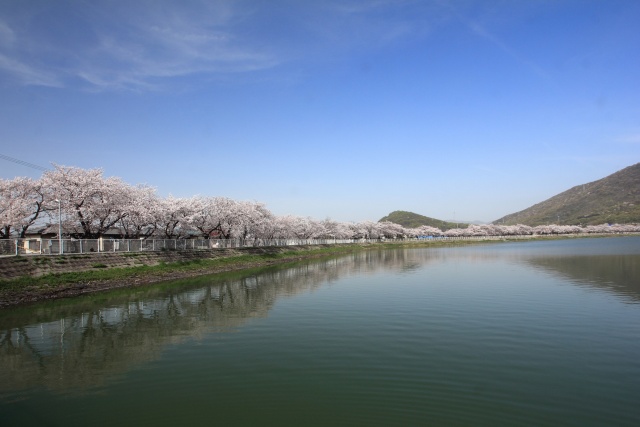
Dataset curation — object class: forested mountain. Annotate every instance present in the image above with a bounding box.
[493,163,640,226]
[379,211,465,231]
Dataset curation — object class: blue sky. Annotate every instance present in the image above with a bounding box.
[1,0,639,223]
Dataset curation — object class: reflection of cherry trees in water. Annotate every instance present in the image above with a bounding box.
[2,243,639,394]
[2,165,638,241]
[0,249,439,393]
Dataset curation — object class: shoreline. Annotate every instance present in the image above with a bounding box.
[0,240,483,308]
[0,250,329,309]
[0,235,630,308]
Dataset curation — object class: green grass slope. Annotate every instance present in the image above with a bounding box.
[379,210,464,231]
[493,163,640,226]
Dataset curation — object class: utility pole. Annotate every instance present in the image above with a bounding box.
[55,199,63,254]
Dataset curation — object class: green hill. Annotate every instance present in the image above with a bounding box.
[493,163,640,226]
[379,211,464,231]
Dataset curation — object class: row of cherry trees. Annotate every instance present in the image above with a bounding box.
[2,165,639,240]
[439,223,640,237]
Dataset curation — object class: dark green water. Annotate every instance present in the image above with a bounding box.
[1,237,639,426]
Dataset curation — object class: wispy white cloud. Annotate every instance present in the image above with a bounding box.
[312,0,442,47]
[0,21,16,47]
[467,21,548,78]
[0,18,62,86]
[0,1,281,91]
[0,53,61,87]
[73,22,278,91]
[440,2,548,79]
[0,0,531,91]
[329,0,415,16]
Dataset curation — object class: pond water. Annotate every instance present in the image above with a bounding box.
[1,237,639,426]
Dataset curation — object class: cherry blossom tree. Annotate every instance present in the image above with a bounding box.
[206,197,246,239]
[0,177,47,238]
[333,221,354,239]
[0,179,10,238]
[41,165,131,238]
[252,213,285,239]
[378,221,405,238]
[411,225,442,237]
[274,215,322,239]
[347,222,367,239]
[443,227,464,237]
[318,218,352,239]
[185,196,213,238]
[117,184,160,238]
[156,195,195,238]
[510,224,533,235]
[355,220,379,239]
[236,201,273,239]
[187,197,274,239]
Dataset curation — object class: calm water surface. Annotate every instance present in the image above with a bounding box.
[1,237,639,426]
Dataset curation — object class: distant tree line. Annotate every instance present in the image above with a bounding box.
[1,165,639,240]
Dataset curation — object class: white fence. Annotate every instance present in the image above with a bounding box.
[1,233,635,257]
[0,237,361,256]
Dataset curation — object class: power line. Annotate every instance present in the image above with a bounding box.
[0,153,49,172]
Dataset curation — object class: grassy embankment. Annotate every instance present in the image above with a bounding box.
[0,240,488,305]
[0,235,621,307]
